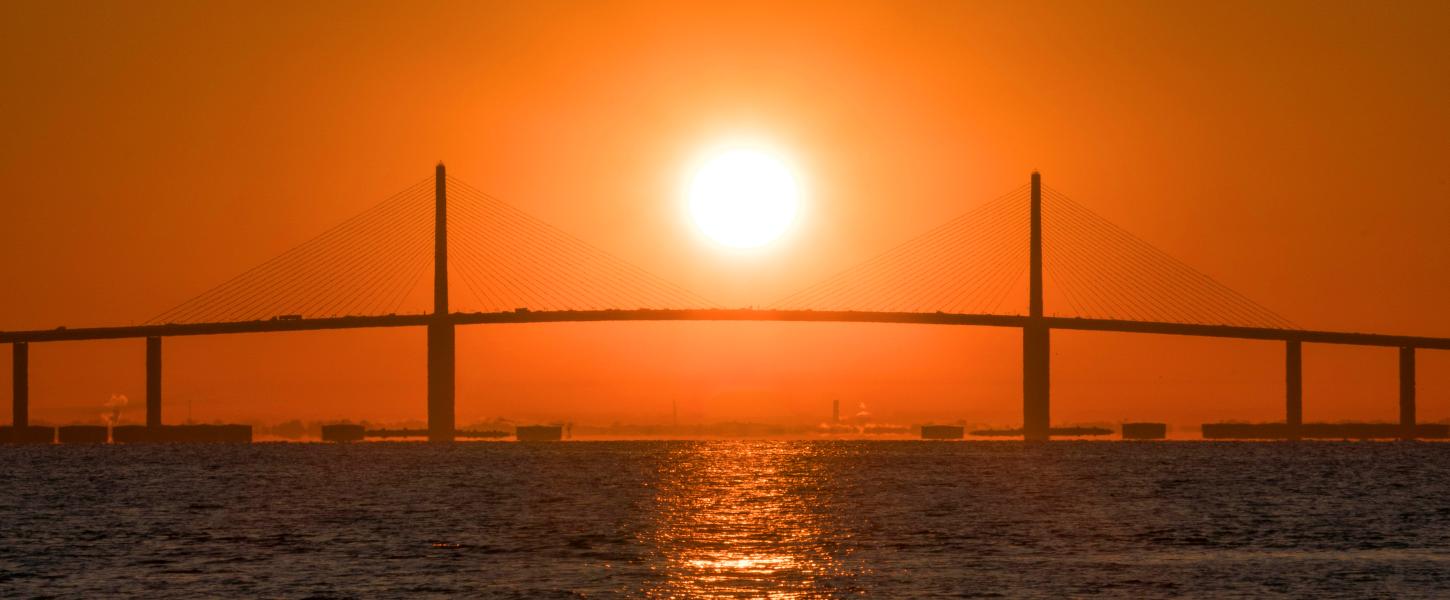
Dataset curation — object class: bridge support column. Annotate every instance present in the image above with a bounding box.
[1023,324,1050,441]
[12,342,27,427]
[1400,346,1415,440]
[146,336,161,427]
[427,322,455,442]
[1285,341,1301,440]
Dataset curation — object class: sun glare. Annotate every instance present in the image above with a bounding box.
[686,147,802,249]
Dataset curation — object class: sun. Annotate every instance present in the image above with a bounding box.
[686,147,802,249]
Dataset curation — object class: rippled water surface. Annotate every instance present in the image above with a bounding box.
[4,441,1450,598]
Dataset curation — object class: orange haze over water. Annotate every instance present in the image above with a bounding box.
[2,1,1449,433]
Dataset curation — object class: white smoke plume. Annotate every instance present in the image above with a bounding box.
[854,401,872,422]
[102,393,128,427]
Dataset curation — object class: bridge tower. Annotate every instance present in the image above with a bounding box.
[428,163,456,442]
[1023,172,1051,441]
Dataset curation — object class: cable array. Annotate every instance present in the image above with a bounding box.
[1041,186,1295,329]
[771,186,1031,314]
[772,183,1294,328]
[148,175,714,324]
[446,176,715,312]
[147,172,1291,329]
[148,179,435,324]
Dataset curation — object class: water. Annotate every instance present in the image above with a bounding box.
[3,441,1450,598]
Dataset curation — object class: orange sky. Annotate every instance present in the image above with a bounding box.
[2,1,1449,432]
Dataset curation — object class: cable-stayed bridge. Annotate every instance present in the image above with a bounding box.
[5,165,1446,441]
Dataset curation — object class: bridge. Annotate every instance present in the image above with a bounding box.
[5,165,1446,441]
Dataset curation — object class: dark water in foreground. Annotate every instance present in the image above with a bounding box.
[3,442,1450,598]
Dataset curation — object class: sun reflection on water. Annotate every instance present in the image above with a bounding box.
[643,441,861,598]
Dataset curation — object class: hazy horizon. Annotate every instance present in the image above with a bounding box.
[4,0,1449,432]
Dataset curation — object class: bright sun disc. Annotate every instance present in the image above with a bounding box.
[687,148,801,249]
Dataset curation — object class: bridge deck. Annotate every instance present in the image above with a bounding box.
[2,310,1448,350]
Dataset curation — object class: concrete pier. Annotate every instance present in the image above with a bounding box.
[427,323,454,442]
[921,425,966,440]
[516,425,563,441]
[321,424,366,442]
[1122,423,1167,440]
[1286,341,1302,440]
[1400,346,1415,439]
[1023,324,1050,441]
[0,426,53,444]
[58,425,108,444]
[11,342,27,427]
[112,424,251,443]
[146,336,161,427]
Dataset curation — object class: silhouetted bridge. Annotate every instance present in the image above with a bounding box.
[5,166,1446,440]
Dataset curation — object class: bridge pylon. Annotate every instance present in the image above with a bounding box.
[1023,171,1051,441]
[428,162,456,442]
